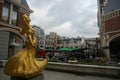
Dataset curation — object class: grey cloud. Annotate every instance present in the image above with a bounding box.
[27,0,55,9]
[47,0,97,26]
[27,0,98,37]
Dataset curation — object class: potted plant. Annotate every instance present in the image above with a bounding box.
[68,56,78,63]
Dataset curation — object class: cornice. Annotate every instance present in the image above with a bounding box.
[6,0,33,13]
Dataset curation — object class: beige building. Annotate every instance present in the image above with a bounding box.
[57,37,83,48]
[45,32,60,51]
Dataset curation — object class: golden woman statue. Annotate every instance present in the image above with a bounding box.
[4,14,47,78]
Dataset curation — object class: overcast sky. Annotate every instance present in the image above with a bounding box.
[26,0,99,38]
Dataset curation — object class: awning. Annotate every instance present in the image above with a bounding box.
[57,48,79,52]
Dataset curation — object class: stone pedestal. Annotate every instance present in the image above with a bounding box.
[10,74,44,80]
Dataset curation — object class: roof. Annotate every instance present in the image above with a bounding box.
[21,0,29,9]
[104,0,120,14]
[6,0,33,13]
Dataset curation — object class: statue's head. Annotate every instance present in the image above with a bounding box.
[21,14,34,34]
[22,14,31,25]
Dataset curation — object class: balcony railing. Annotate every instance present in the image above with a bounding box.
[103,9,120,21]
[0,22,20,31]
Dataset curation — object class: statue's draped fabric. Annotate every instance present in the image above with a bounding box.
[4,15,47,78]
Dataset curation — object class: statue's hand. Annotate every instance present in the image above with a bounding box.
[31,43,37,48]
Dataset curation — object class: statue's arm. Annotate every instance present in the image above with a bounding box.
[19,29,25,35]
[28,34,36,48]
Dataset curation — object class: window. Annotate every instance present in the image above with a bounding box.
[11,6,18,25]
[74,41,77,44]
[2,2,10,23]
[2,1,18,25]
[9,32,22,45]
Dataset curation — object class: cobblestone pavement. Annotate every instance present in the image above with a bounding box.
[0,68,119,80]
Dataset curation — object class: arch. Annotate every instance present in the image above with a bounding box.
[106,33,120,46]
[0,28,25,41]
[108,33,120,61]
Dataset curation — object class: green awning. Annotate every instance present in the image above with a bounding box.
[58,48,79,51]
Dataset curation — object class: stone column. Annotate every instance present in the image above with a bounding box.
[10,73,44,80]
[9,4,13,24]
[103,46,110,63]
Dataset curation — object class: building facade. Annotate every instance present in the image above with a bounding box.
[57,37,83,48]
[0,0,33,59]
[84,38,100,49]
[32,25,45,50]
[98,0,120,61]
[45,32,59,51]
[57,37,99,49]
[45,32,99,52]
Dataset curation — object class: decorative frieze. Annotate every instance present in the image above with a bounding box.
[103,0,108,6]
[19,8,30,15]
[103,9,120,21]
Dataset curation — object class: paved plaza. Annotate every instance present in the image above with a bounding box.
[0,68,119,80]
[44,70,119,80]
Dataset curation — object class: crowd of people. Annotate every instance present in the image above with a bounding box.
[44,51,108,64]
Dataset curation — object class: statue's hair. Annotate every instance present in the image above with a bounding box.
[19,14,34,35]
[22,14,30,20]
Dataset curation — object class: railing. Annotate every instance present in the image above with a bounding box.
[103,9,120,21]
[0,22,20,31]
